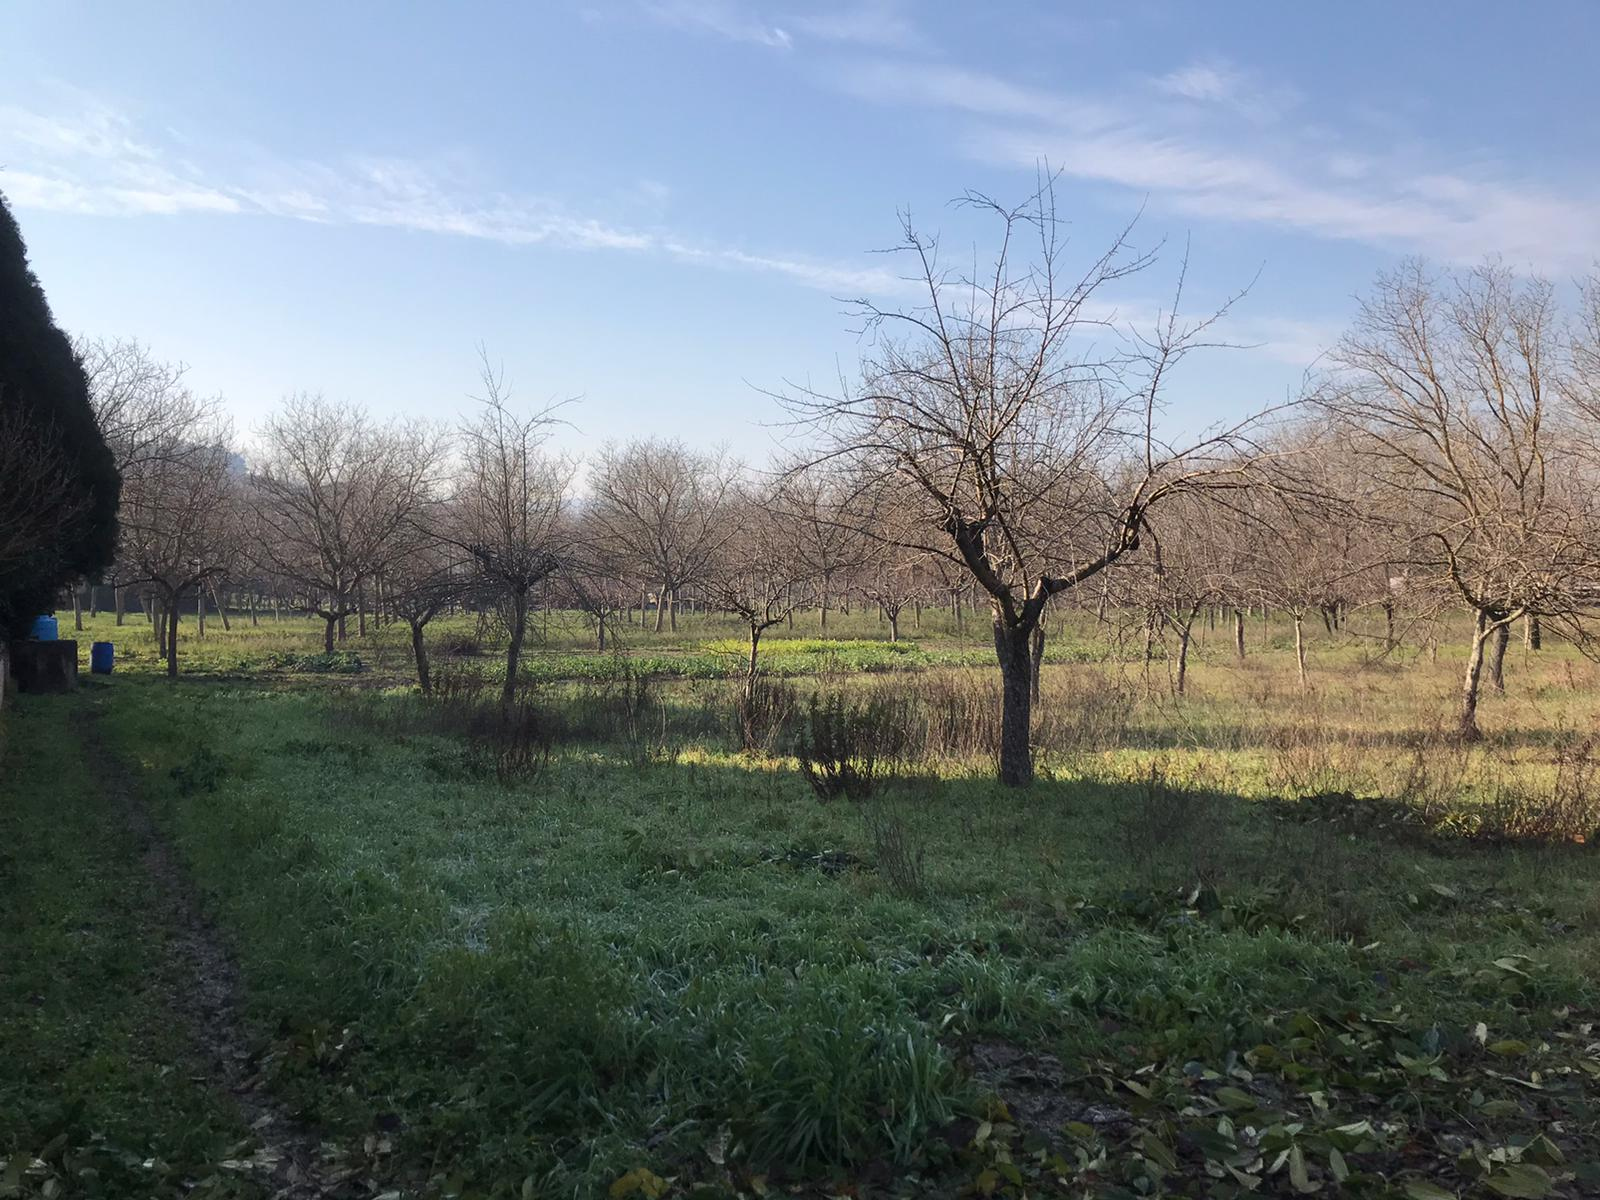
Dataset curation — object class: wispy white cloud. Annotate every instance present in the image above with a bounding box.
[831,58,1600,272]
[1153,61,1242,105]
[639,0,791,48]
[629,0,919,50]
[0,100,908,295]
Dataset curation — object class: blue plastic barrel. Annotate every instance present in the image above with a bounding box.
[91,642,114,675]
[29,615,58,641]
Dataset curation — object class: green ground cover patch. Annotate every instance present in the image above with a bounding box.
[24,673,1590,1198]
[0,691,257,1198]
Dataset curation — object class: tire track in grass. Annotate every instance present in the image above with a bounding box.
[75,702,354,1200]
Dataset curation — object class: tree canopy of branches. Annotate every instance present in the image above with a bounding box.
[250,393,443,653]
[451,356,571,708]
[783,179,1265,785]
[0,192,120,636]
[1320,261,1600,740]
[587,438,735,632]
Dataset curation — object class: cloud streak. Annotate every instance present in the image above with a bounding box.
[0,101,907,295]
[831,59,1600,272]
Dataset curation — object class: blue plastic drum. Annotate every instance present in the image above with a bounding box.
[90,642,115,675]
[29,615,58,641]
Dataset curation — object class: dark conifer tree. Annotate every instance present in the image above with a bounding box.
[0,191,120,635]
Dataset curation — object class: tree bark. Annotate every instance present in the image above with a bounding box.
[1383,600,1397,652]
[1176,624,1192,695]
[1293,614,1308,690]
[1029,621,1045,702]
[1233,609,1246,659]
[165,599,180,678]
[410,620,431,695]
[73,587,83,632]
[994,620,1034,787]
[501,590,528,709]
[1459,608,1490,742]
[1487,618,1511,694]
[115,586,125,627]
[322,615,337,654]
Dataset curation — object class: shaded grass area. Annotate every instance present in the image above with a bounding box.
[0,690,258,1198]
[79,675,1600,1197]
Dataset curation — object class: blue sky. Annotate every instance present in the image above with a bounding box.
[4,1,1598,461]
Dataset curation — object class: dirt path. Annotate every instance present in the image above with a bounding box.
[76,704,352,1199]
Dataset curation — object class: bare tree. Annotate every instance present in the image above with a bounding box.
[564,504,637,652]
[586,438,734,633]
[451,354,572,708]
[117,426,238,678]
[703,480,815,745]
[250,394,443,653]
[383,523,469,696]
[780,468,864,631]
[783,180,1268,785]
[1321,262,1600,739]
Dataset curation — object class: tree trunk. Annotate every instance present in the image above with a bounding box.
[738,624,765,749]
[72,587,83,632]
[1293,614,1308,690]
[887,610,899,643]
[1233,609,1246,659]
[596,610,606,652]
[197,589,206,639]
[165,599,180,678]
[411,620,431,695]
[1176,624,1192,695]
[994,620,1034,787]
[501,591,528,709]
[212,583,231,631]
[323,615,337,654]
[115,586,125,627]
[653,586,665,633]
[1527,615,1542,651]
[1028,622,1045,702]
[1487,618,1510,694]
[357,582,367,637]
[668,589,677,633]
[1460,609,1490,742]
[1383,600,1396,652]
[152,596,166,655]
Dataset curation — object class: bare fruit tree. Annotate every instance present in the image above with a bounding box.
[451,354,572,708]
[586,438,735,632]
[250,393,443,654]
[703,481,815,747]
[116,425,239,678]
[783,180,1268,786]
[1320,262,1600,740]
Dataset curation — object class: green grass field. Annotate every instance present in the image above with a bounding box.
[3,607,1599,1197]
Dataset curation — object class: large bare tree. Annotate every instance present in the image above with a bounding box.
[1320,261,1600,739]
[586,438,734,632]
[116,423,238,678]
[249,394,443,653]
[783,180,1268,785]
[451,355,572,708]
